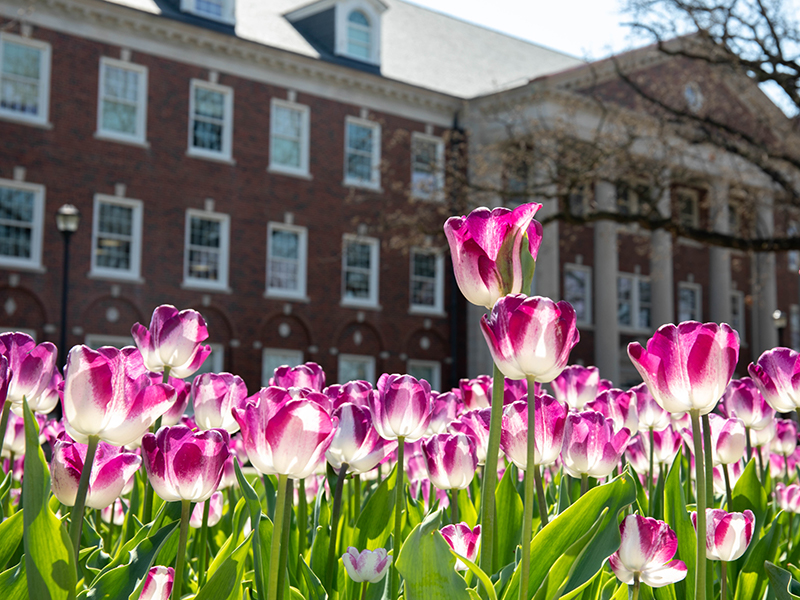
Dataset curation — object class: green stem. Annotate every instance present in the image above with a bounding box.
[0,401,10,472]
[745,427,753,464]
[533,465,548,527]
[479,362,504,578]
[701,414,714,508]
[723,463,733,510]
[354,474,362,521]
[450,488,459,524]
[391,438,406,600]
[171,500,192,600]
[721,561,728,600]
[756,445,766,483]
[580,473,588,496]
[268,474,289,600]
[326,464,349,594]
[648,427,655,513]
[278,479,293,600]
[69,434,100,568]
[298,478,308,559]
[519,375,537,600]
[629,573,640,600]
[690,409,707,600]
[360,581,367,600]
[197,498,211,587]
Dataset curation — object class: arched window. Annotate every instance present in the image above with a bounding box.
[347,10,371,60]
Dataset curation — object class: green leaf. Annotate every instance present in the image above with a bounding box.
[663,449,694,600]
[0,560,28,600]
[730,458,767,536]
[501,470,636,600]
[0,510,23,567]
[405,492,425,534]
[395,510,471,600]
[356,464,397,551]
[652,583,677,600]
[450,550,497,600]
[456,488,478,529]
[494,466,524,571]
[21,398,76,600]
[650,468,665,522]
[195,533,253,600]
[733,512,783,600]
[766,562,800,600]
[298,556,328,600]
[309,525,330,584]
[234,460,266,600]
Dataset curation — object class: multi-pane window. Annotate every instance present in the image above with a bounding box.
[617,274,651,330]
[181,0,235,23]
[338,354,375,384]
[0,34,50,124]
[97,58,148,143]
[0,179,43,269]
[346,11,372,60]
[91,195,143,279]
[407,359,441,391]
[184,210,230,289]
[342,235,379,307]
[270,100,310,176]
[678,282,702,322]
[410,249,443,313]
[262,348,304,387]
[564,264,592,325]
[675,188,699,229]
[266,223,307,298]
[188,80,233,159]
[411,133,445,199]
[730,290,745,340]
[344,117,381,188]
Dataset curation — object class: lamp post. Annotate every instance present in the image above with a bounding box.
[773,309,788,349]
[56,204,80,368]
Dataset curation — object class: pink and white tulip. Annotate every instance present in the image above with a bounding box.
[631,383,671,432]
[0,332,56,412]
[500,394,568,469]
[608,514,687,587]
[561,410,630,479]
[776,483,800,513]
[421,433,478,490]
[771,419,798,456]
[459,375,492,410]
[440,523,481,571]
[326,402,396,474]
[342,547,392,583]
[443,204,542,308]
[449,408,491,465]
[480,294,579,382]
[712,461,744,496]
[190,491,223,528]
[325,380,372,410]
[428,391,461,434]
[692,509,755,561]
[157,376,191,426]
[368,374,432,442]
[551,365,600,411]
[140,566,174,600]
[192,372,249,433]
[586,388,639,437]
[748,348,800,413]
[101,498,127,526]
[270,362,325,391]
[705,414,746,465]
[721,378,775,430]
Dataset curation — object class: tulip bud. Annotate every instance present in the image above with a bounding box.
[422,433,478,490]
[706,414,746,465]
[712,461,743,496]
[631,383,671,432]
[141,566,174,600]
[776,483,800,513]
[192,372,249,433]
[270,362,325,391]
[342,547,392,583]
[691,509,755,561]
[190,491,223,528]
[586,388,639,437]
[100,498,127,526]
[722,378,775,430]
[551,365,600,411]
[157,376,191,426]
[459,375,492,410]
[500,394,567,469]
[748,348,800,413]
[0,333,57,414]
[368,374,432,442]
[608,514,687,587]
[326,402,396,474]
[440,523,481,571]
[772,419,798,456]
[561,410,629,479]
[449,408,491,465]
[325,380,373,410]
[428,391,460,434]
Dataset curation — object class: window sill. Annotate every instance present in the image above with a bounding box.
[268,166,312,180]
[94,131,150,149]
[0,113,53,130]
[409,307,447,317]
[87,271,145,284]
[263,291,310,303]
[186,150,236,165]
[340,300,382,311]
[181,281,232,294]
[0,263,46,274]
[342,179,383,193]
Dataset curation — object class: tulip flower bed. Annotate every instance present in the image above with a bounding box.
[3,204,800,600]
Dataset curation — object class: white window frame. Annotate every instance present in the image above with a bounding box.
[344,116,381,190]
[334,0,383,66]
[261,348,304,387]
[409,248,444,315]
[266,222,308,300]
[84,334,134,349]
[269,99,310,178]
[730,290,746,341]
[96,57,148,145]
[407,359,441,391]
[90,194,143,281]
[0,33,51,126]
[183,209,231,291]
[411,132,445,200]
[564,263,592,326]
[0,178,45,270]
[341,234,380,308]
[617,272,652,333]
[678,281,703,322]
[338,353,376,384]
[675,187,700,229]
[187,79,233,161]
[180,0,236,24]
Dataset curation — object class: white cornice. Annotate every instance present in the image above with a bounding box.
[0,0,459,125]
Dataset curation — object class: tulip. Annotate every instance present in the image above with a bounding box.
[428,391,460,434]
[326,403,396,474]
[158,376,191,426]
[459,375,492,410]
[551,365,600,411]
[449,408,491,465]
[342,547,392,583]
[101,497,127,526]
[1,410,25,457]
[500,394,568,469]
[586,388,639,437]
[422,433,478,491]
[325,380,372,409]
[772,419,798,457]
[369,374,432,443]
[776,482,800,513]
[608,514,687,590]
[692,509,755,561]
[51,435,141,509]
[32,369,62,416]
[722,378,775,431]
[192,372,249,433]
[561,410,630,481]
[189,491,223,528]
[443,203,542,309]
[706,414,746,466]
[271,361,325,391]
[712,460,743,496]
[0,332,54,410]
[646,426,683,467]
[131,304,212,379]
[440,523,481,571]
[625,435,651,480]
[748,347,800,414]
[631,383,671,432]
[141,566,174,600]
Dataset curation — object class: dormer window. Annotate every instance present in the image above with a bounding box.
[347,11,372,60]
[181,0,235,25]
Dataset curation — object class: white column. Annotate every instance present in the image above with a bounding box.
[466,303,493,378]
[594,181,619,384]
[534,196,560,300]
[709,180,732,324]
[755,194,778,352]
[650,185,674,326]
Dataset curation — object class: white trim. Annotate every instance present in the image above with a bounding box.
[183,208,231,290]
[187,78,234,161]
[617,272,652,333]
[410,132,445,200]
[0,33,51,126]
[338,353,376,384]
[96,57,148,145]
[334,0,384,66]
[269,99,311,177]
[0,178,45,270]
[563,263,592,326]
[409,247,444,314]
[90,194,143,281]
[344,116,381,189]
[180,0,236,25]
[341,234,379,308]
[266,222,308,299]
[678,281,703,322]
[730,289,746,341]
[261,348,304,386]
[84,333,134,349]
[407,358,441,391]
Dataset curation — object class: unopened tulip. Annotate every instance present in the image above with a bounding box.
[101,498,127,526]
[480,294,579,382]
[647,426,684,466]
[748,348,800,413]
[501,394,567,469]
[692,509,755,561]
[62,346,176,446]
[772,419,797,456]
[707,414,746,465]
[449,408,491,464]
[750,421,776,448]
[271,362,325,391]
[233,396,336,479]
[428,391,460,434]
[141,566,174,600]
[131,304,212,378]
[192,372,249,433]
[440,523,481,571]
[551,365,600,411]
[342,547,392,583]
[443,203,542,308]
[561,410,630,479]
[422,433,478,490]
[459,375,492,410]
[628,322,739,415]
[631,383,671,432]
[158,376,191,426]
[325,380,372,410]
[712,461,744,495]
[722,378,775,430]
[776,483,800,513]
[587,389,639,437]
[190,491,223,528]
[368,374,432,442]
[51,436,142,509]
[326,402,396,474]
[1,411,25,456]
[142,425,230,502]
[0,333,56,412]
[608,514,687,587]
